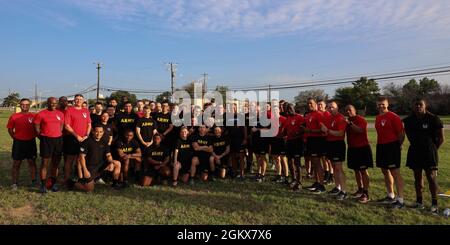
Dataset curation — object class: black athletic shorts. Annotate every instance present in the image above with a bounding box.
[286,138,304,158]
[305,137,326,157]
[40,136,63,158]
[406,144,438,170]
[196,155,211,173]
[376,141,401,169]
[12,139,37,161]
[230,140,246,153]
[63,135,81,155]
[213,155,229,168]
[270,137,286,155]
[347,145,373,170]
[178,156,192,174]
[254,137,270,155]
[326,140,346,162]
[145,165,160,177]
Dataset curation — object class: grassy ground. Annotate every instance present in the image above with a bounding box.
[0,110,449,224]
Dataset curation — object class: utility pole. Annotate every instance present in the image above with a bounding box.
[268,84,271,101]
[96,62,102,102]
[201,73,208,94]
[166,62,178,100]
[200,73,208,106]
[35,83,38,109]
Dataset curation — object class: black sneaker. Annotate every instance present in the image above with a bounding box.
[306,182,320,191]
[390,200,405,209]
[328,187,340,195]
[312,184,326,194]
[209,175,216,182]
[111,182,121,190]
[411,202,425,210]
[376,196,396,204]
[121,181,129,188]
[336,191,348,201]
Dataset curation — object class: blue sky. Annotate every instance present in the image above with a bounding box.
[1,0,450,102]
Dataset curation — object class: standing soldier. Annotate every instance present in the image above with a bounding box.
[63,94,91,186]
[403,99,444,214]
[33,97,65,193]
[7,98,37,190]
[375,97,405,208]
[345,104,373,204]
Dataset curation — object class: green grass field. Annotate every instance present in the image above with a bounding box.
[1,110,449,224]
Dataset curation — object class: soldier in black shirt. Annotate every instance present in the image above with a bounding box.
[192,125,213,182]
[155,102,174,146]
[74,126,121,192]
[97,111,113,145]
[136,105,158,149]
[227,105,247,179]
[403,99,444,214]
[141,134,170,186]
[114,102,138,138]
[210,126,230,179]
[173,127,195,186]
[115,129,142,187]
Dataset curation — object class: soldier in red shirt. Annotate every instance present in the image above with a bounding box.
[63,94,92,185]
[318,100,334,185]
[322,101,348,200]
[6,98,37,190]
[304,98,328,194]
[375,97,405,208]
[270,105,288,184]
[34,97,65,193]
[283,104,305,190]
[345,104,373,204]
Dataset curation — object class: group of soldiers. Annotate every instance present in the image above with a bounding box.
[6,94,445,214]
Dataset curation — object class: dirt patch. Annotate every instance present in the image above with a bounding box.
[8,204,34,219]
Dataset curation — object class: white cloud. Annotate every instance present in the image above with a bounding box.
[66,0,450,37]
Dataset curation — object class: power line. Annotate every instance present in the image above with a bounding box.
[229,66,450,91]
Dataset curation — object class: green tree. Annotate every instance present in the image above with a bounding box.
[2,92,20,107]
[419,77,440,96]
[294,89,328,113]
[107,91,137,105]
[352,77,380,115]
[155,91,172,103]
[334,87,355,107]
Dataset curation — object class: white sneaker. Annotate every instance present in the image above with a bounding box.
[11,184,18,191]
[96,178,106,185]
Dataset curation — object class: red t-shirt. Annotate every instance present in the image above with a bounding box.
[7,112,36,141]
[346,115,370,148]
[284,114,305,140]
[64,107,92,137]
[305,110,325,138]
[375,111,404,144]
[34,109,65,137]
[322,110,331,121]
[326,113,347,141]
[275,115,286,137]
